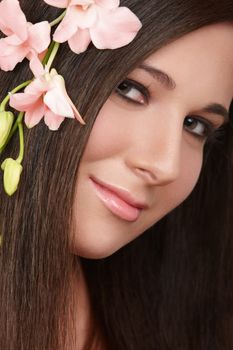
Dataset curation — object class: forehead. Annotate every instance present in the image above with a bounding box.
[144,23,233,108]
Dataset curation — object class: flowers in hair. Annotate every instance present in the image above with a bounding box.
[0,0,142,197]
[0,0,51,71]
[44,0,142,53]
[10,63,85,130]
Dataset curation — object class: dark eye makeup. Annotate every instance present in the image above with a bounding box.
[114,78,225,142]
[115,79,150,105]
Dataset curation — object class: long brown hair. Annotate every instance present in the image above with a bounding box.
[0,0,233,349]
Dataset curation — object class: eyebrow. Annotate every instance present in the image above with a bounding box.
[137,63,229,122]
[138,63,177,90]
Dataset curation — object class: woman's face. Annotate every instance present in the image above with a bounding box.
[73,23,233,259]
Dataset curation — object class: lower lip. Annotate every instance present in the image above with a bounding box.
[90,178,141,222]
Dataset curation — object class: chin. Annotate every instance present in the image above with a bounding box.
[74,246,120,260]
[71,232,127,260]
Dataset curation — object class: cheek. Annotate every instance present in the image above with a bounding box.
[152,145,204,227]
[82,100,130,161]
[169,146,203,207]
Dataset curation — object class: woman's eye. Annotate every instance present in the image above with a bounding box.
[115,79,149,105]
[184,116,215,139]
[114,82,220,141]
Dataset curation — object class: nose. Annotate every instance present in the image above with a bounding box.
[125,116,182,186]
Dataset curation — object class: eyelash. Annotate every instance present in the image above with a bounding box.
[114,79,220,141]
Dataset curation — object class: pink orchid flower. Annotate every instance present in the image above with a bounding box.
[9,61,85,130]
[0,0,51,71]
[44,0,142,53]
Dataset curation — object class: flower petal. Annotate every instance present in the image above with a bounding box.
[69,3,97,29]
[24,101,45,128]
[65,93,85,124]
[0,36,24,56]
[70,0,93,5]
[24,78,46,96]
[27,21,51,53]
[0,38,28,71]
[0,0,28,40]
[10,92,40,111]
[68,28,91,53]
[47,71,85,124]
[10,78,46,111]
[2,34,24,46]
[44,87,75,118]
[43,0,70,8]
[44,109,65,130]
[53,7,79,42]
[90,7,142,49]
[94,0,119,9]
[28,52,45,78]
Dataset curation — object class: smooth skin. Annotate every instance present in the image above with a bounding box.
[73,23,233,259]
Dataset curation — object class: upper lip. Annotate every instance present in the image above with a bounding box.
[90,176,148,210]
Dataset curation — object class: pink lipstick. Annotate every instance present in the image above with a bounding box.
[90,177,145,222]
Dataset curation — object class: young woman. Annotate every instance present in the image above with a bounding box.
[0,0,233,349]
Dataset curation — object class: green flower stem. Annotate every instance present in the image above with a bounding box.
[0,112,24,155]
[42,40,56,66]
[16,119,24,164]
[46,41,60,70]
[0,80,32,112]
[50,10,66,27]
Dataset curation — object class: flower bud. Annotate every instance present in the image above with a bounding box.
[0,111,14,148]
[1,158,23,196]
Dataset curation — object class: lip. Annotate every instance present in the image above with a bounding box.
[90,176,148,222]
